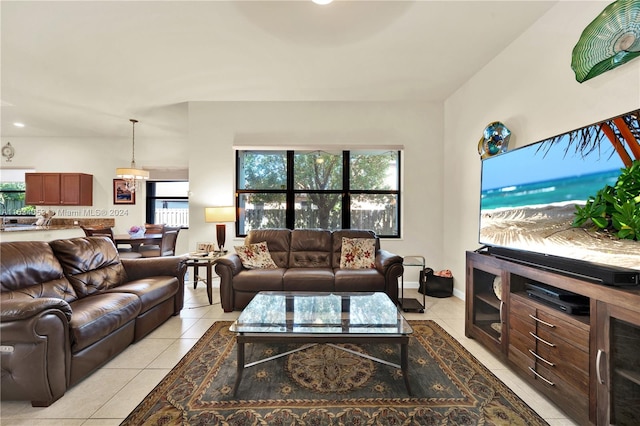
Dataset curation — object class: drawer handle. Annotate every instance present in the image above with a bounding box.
[596,349,606,385]
[529,331,556,347]
[528,366,555,386]
[528,314,556,328]
[529,349,555,367]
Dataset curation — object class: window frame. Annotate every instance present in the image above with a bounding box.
[236,149,401,238]
[0,169,36,217]
[145,180,189,228]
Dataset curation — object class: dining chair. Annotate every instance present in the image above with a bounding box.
[80,226,142,259]
[141,226,181,258]
[138,223,165,254]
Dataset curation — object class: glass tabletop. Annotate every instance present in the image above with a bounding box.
[230,291,412,335]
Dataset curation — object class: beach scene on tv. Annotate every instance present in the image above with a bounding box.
[480,114,640,272]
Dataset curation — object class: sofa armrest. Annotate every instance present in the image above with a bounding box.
[1,297,72,323]
[121,255,187,281]
[0,297,72,406]
[214,254,245,312]
[375,249,403,273]
[214,254,244,275]
[375,249,404,304]
[121,255,188,313]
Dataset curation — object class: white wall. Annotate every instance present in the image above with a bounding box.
[443,1,640,298]
[4,1,639,294]
[187,101,444,280]
[0,134,191,254]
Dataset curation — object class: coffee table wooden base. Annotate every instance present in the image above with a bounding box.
[232,334,411,397]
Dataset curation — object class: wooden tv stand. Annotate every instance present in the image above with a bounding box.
[465,250,640,425]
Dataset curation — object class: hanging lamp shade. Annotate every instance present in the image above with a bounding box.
[116,119,149,191]
[571,0,640,83]
[115,167,149,180]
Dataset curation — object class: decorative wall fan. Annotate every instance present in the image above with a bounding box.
[571,0,640,83]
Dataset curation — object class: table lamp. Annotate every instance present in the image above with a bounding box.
[205,206,235,251]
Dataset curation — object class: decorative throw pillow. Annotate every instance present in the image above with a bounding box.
[234,241,278,269]
[340,237,376,269]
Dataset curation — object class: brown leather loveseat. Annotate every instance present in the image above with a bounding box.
[215,229,404,312]
[0,236,187,407]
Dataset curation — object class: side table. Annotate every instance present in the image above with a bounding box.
[399,255,426,313]
[186,251,227,305]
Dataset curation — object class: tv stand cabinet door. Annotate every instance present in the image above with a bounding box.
[465,251,508,357]
[596,301,640,425]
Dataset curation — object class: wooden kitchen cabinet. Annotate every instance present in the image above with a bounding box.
[25,173,61,205]
[25,173,93,205]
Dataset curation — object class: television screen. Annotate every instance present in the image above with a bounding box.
[479,110,640,277]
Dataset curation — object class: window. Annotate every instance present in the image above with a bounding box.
[236,150,401,237]
[0,169,35,217]
[145,181,189,227]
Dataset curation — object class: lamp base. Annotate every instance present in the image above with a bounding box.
[216,223,226,251]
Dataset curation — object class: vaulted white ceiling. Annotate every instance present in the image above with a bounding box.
[1,1,556,139]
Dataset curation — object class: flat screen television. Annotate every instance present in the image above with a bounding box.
[479,109,640,286]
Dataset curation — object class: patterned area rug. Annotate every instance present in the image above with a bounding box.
[121,320,547,425]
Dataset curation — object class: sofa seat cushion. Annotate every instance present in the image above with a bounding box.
[334,269,385,292]
[233,269,285,292]
[106,277,179,313]
[69,292,141,352]
[283,268,334,291]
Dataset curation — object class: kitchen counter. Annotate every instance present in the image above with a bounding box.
[0,218,115,242]
[0,224,78,232]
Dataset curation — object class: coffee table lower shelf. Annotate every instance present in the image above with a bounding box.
[400,298,425,313]
[233,333,412,397]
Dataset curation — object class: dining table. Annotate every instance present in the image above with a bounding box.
[113,233,163,252]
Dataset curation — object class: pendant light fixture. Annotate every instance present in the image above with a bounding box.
[115,118,149,193]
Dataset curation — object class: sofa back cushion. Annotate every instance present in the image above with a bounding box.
[49,236,127,298]
[331,230,379,268]
[0,241,77,302]
[246,229,291,268]
[289,229,332,268]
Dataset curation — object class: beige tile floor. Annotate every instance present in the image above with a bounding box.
[0,282,579,425]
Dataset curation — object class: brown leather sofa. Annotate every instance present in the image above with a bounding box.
[0,236,187,407]
[215,229,404,312]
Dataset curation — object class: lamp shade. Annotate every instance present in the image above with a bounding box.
[205,206,235,223]
[115,167,150,180]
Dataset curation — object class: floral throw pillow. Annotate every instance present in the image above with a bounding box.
[340,237,376,269]
[234,241,278,269]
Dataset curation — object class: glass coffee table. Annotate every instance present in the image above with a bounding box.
[229,291,413,396]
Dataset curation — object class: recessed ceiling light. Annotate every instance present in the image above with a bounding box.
[312,0,333,4]
[13,122,25,128]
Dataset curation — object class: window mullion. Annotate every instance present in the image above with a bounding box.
[342,150,350,229]
[286,151,295,229]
